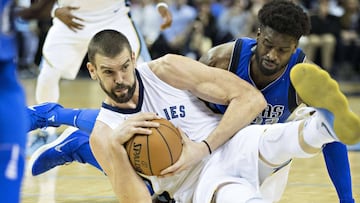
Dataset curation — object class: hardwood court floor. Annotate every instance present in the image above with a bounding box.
[20,78,360,203]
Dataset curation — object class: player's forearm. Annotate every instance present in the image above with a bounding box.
[205,88,266,152]
[109,141,152,203]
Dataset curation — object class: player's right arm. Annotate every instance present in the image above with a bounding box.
[89,113,160,202]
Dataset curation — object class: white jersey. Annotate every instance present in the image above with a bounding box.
[98,63,222,142]
[56,0,129,22]
[96,63,268,202]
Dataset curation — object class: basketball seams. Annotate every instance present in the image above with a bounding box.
[126,118,182,176]
[157,125,175,165]
[146,134,154,175]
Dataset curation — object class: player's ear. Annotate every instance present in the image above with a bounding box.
[87,62,97,80]
[131,51,136,63]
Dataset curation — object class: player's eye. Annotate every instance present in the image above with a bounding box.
[103,70,113,75]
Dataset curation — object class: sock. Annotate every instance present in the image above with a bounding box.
[58,109,99,133]
[68,130,102,171]
[323,142,354,203]
[75,143,102,171]
[302,116,334,148]
[74,109,100,133]
[259,121,322,166]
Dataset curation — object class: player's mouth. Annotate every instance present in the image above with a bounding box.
[262,60,276,69]
[114,87,128,94]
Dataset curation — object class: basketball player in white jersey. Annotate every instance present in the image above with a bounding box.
[87,30,360,202]
[27,0,172,152]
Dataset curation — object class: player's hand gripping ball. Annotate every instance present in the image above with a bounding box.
[125,118,183,176]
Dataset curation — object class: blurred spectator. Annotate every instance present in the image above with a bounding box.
[300,0,341,72]
[150,0,197,58]
[185,19,212,59]
[14,0,39,78]
[339,0,360,75]
[131,0,163,49]
[218,0,254,39]
[193,0,217,45]
[210,0,228,18]
[215,0,255,44]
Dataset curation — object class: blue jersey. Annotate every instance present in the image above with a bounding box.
[0,0,16,61]
[212,38,305,124]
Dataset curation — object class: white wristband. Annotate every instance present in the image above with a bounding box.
[50,2,59,18]
[156,2,168,10]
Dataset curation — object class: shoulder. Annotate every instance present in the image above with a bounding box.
[199,41,235,70]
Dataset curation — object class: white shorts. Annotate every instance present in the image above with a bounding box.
[41,4,142,79]
[193,125,263,203]
[146,123,296,203]
[145,125,264,203]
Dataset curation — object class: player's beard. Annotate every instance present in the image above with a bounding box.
[99,78,137,104]
[255,50,284,76]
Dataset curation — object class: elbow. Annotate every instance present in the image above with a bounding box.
[252,90,267,113]
[159,53,177,64]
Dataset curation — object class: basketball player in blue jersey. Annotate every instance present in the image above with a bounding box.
[26,1,356,202]
[198,1,355,202]
[28,29,360,202]
[0,0,29,202]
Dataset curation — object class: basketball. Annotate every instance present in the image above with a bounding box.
[125,118,183,176]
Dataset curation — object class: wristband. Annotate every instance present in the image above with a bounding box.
[50,2,59,18]
[156,2,169,10]
[202,140,212,154]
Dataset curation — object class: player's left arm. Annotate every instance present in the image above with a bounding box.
[149,54,267,175]
[89,113,160,202]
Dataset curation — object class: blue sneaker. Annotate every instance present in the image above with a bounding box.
[28,102,63,131]
[291,64,360,145]
[28,127,86,176]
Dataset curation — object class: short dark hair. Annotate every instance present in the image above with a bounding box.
[87,29,132,64]
[258,0,310,39]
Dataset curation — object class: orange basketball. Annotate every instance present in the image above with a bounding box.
[125,118,183,176]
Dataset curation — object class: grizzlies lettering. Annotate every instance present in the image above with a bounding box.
[163,105,185,120]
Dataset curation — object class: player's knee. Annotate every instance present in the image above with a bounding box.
[214,182,267,203]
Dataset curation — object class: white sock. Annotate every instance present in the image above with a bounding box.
[301,115,335,148]
[259,121,323,166]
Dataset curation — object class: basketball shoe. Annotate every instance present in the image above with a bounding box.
[27,102,63,131]
[29,127,88,176]
[290,63,360,145]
